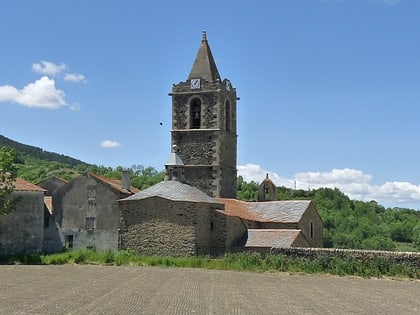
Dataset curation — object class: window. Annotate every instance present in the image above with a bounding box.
[310,222,314,239]
[85,217,96,230]
[225,100,231,131]
[87,185,96,206]
[190,98,201,129]
[65,235,73,249]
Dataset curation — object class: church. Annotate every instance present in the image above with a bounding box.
[117,32,323,256]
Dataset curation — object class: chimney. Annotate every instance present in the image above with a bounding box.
[121,171,131,191]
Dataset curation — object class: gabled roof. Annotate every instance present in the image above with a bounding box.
[89,173,139,195]
[37,176,68,185]
[245,229,302,248]
[217,198,311,223]
[187,31,221,83]
[121,180,223,206]
[14,177,46,192]
[44,196,53,214]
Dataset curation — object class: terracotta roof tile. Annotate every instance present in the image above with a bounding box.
[44,196,53,214]
[14,178,45,192]
[89,173,139,194]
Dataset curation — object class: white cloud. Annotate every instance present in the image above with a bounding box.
[32,61,66,76]
[238,164,420,209]
[100,140,122,148]
[64,73,86,83]
[0,76,66,109]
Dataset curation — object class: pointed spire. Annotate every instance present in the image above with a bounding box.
[188,31,221,83]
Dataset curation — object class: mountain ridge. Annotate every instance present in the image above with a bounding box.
[0,134,88,167]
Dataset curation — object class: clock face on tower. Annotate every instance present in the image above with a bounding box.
[190,78,201,89]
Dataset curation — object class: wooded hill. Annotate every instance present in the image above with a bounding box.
[1,134,419,251]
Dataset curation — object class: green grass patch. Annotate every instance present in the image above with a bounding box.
[1,250,417,280]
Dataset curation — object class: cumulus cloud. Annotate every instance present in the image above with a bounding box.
[0,76,66,109]
[100,140,122,148]
[238,164,420,208]
[32,61,66,76]
[64,73,86,83]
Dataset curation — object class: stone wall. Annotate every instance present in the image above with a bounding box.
[254,247,420,269]
[0,191,44,256]
[298,202,323,247]
[52,173,123,252]
[119,197,216,257]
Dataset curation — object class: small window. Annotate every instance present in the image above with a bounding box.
[85,217,96,230]
[310,222,314,239]
[65,235,73,249]
[225,100,231,131]
[87,185,96,201]
[210,222,214,230]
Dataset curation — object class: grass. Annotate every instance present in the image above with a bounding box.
[1,250,418,279]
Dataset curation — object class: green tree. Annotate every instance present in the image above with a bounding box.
[0,146,19,215]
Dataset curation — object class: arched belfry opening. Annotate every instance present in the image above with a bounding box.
[258,174,277,202]
[190,98,201,129]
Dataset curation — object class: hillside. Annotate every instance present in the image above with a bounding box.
[1,135,419,251]
[0,135,87,167]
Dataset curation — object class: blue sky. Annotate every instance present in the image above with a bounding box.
[0,0,419,209]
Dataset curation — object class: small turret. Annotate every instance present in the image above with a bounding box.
[164,145,185,182]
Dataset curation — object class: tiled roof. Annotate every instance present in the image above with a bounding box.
[90,173,139,195]
[14,178,45,192]
[217,198,311,223]
[122,180,223,206]
[245,229,302,248]
[44,196,53,214]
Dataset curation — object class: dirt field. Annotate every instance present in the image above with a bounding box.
[0,265,418,314]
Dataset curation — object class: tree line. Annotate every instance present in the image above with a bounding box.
[1,145,419,251]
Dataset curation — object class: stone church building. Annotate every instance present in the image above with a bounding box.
[0,32,322,257]
[117,32,323,256]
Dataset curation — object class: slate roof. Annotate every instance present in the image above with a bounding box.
[188,31,221,83]
[245,229,302,248]
[166,151,184,166]
[89,173,139,195]
[122,180,223,206]
[217,198,311,223]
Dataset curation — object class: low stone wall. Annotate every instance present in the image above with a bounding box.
[253,247,420,269]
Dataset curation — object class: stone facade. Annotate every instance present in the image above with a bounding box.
[170,32,237,198]
[118,180,243,257]
[0,180,44,256]
[50,173,137,252]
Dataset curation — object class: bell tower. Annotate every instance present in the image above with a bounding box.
[169,31,238,198]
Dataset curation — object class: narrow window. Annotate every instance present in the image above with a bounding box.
[225,100,231,131]
[85,217,96,230]
[87,185,96,206]
[210,222,214,230]
[65,235,74,249]
[310,222,314,239]
[190,98,201,129]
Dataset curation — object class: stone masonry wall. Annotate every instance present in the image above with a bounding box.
[119,197,214,257]
[0,191,44,256]
[252,247,420,269]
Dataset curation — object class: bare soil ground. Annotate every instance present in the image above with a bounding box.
[0,265,418,314]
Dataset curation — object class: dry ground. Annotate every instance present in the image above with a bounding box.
[0,265,418,314]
